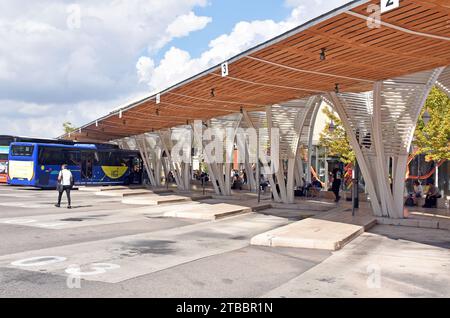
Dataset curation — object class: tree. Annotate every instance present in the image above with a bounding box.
[414,87,450,162]
[318,106,355,164]
[63,121,77,134]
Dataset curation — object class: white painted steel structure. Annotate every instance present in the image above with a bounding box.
[327,68,445,218]
[114,66,448,217]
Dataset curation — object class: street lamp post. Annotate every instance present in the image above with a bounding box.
[256,131,261,204]
[422,109,431,125]
[353,132,360,215]
[349,130,361,216]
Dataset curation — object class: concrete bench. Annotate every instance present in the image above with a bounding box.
[343,191,368,202]
[410,196,450,209]
[438,197,450,209]
[321,191,336,200]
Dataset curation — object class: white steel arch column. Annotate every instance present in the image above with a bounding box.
[256,96,321,204]
[300,97,322,184]
[159,126,193,191]
[240,111,258,192]
[328,67,444,218]
[244,109,281,202]
[203,114,243,196]
[436,66,450,98]
[134,133,163,187]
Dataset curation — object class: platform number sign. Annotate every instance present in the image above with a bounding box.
[381,0,399,13]
[221,62,229,77]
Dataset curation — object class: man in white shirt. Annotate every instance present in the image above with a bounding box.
[55,164,73,209]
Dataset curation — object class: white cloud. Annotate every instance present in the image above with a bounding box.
[136,57,156,84]
[1,0,350,138]
[138,0,349,93]
[0,0,211,137]
[167,11,212,38]
[0,92,149,138]
[285,0,350,22]
[137,18,298,93]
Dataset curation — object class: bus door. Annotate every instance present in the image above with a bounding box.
[133,156,143,184]
[0,137,12,183]
[81,152,95,183]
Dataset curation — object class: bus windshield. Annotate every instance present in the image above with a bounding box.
[10,145,34,157]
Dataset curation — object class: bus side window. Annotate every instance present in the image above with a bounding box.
[66,151,80,167]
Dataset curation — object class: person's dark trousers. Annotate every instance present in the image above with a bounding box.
[57,186,71,206]
[423,196,437,208]
[332,180,341,202]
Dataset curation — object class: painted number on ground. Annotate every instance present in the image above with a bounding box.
[65,263,120,276]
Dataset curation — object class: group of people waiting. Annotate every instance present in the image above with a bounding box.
[406,180,442,208]
[193,169,248,190]
[295,168,342,202]
[177,167,445,210]
[231,169,247,190]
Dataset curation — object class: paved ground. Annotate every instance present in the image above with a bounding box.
[0,185,449,298]
[264,225,450,298]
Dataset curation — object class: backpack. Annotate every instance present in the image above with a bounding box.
[405,196,415,207]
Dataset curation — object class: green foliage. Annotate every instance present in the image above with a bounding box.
[319,106,355,164]
[414,87,450,162]
[63,121,77,134]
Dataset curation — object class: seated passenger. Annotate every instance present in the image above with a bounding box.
[423,181,441,208]
[260,175,269,192]
[231,176,243,190]
[413,180,423,198]
[412,180,424,205]
[306,177,322,197]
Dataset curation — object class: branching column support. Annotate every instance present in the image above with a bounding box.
[192,121,221,195]
[201,115,242,196]
[306,100,322,184]
[159,129,189,191]
[241,110,258,192]
[204,120,226,195]
[134,135,157,186]
[328,67,444,218]
[266,96,321,204]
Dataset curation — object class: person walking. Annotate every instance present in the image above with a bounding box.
[331,167,342,202]
[242,169,248,185]
[55,164,73,209]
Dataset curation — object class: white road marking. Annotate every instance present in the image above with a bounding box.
[3,219,37,224]
[11,256,67,267]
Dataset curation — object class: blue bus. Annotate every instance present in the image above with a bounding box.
[0,135,77,184]
[7,142,142,188]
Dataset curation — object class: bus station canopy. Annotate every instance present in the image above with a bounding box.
[61,0,450,143]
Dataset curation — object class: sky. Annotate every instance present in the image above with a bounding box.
[0,0,350,138]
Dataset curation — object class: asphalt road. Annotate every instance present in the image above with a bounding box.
[0,185,330,297]
[1,185,448,298]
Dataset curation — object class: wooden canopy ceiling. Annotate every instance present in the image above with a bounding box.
[61,0,450,142]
